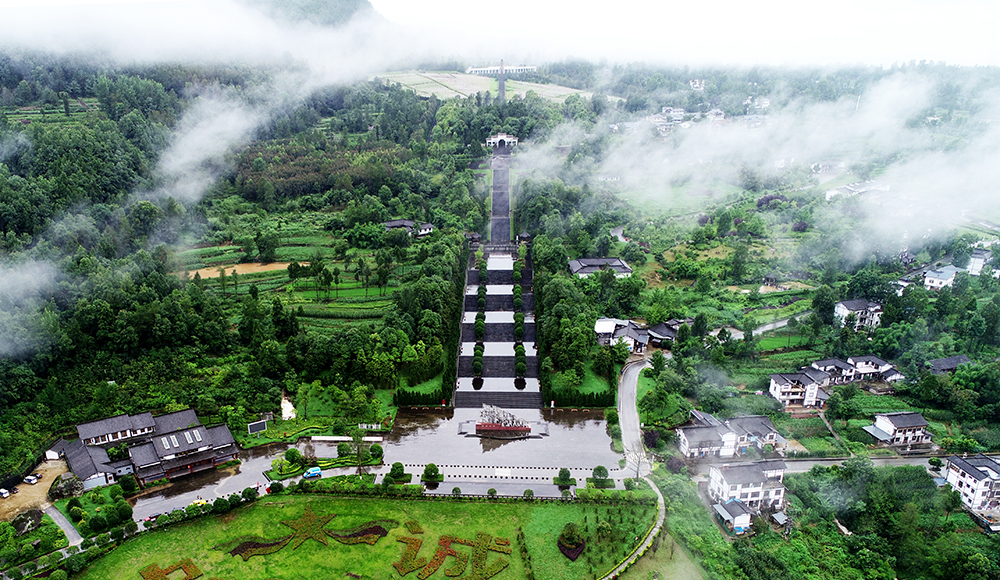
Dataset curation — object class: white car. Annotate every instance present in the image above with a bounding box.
[0,489,8,498]
[23,475,38,485]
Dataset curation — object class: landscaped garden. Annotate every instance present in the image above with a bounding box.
[76,493,658,580]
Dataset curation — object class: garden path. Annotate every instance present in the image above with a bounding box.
[44,505,83,546]
[599,475,666,580]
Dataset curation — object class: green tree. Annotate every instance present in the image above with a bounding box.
[422,463,440,481]
[593,465,609,480]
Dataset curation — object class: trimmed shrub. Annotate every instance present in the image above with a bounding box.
[269,481,284,494]
[390,462,405,479]
[523,489,534,499]
[110,527,125,542]
[370,443,383,460]
[422,464,440,481]
[242,487,259,502]
[69,507,84,522]
[488,488,497,497]
[119,475,137,493]
[89,514,107,532]
[337,442,351,458]
[452,487,461,496]
[213,497,230,514]
[67,498,82,510]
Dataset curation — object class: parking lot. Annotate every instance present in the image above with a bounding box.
[0,459,69,521]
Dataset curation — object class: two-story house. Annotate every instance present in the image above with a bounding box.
[847,356,900,382]
[810,358,857,384]
[646,317,694,347]
[862,412,932,447]
[726,415,784,454]
[708,460,787,510]
[594,318,648,353]
[835,299,882,329]
[945,454,1000,512]
[768,368,830,408]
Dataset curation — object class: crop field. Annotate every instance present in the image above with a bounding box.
[77,494,657,580]
[372,71,601,102]
[1,97,100,126]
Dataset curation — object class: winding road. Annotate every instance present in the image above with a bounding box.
[618,360,653,478]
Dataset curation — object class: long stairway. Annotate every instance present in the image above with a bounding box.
[453,150,541,409]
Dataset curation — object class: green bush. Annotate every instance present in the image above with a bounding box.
[452,487,461,496]
[119,475,137,493]
[337,442,351,458]
[523,489,534,499]
[110,527,125,542]
[89,514,107,532]
[67,497,82,510]
[269,481,284,493]
[488,488,497,497]
[242,487,259,502]
[390,462,405,479]
[213,497,230,514]
[422,463,440,481]
[370,443,383,460]
[69,506,84,522]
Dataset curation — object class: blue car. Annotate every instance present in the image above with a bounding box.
[303,467,322,479]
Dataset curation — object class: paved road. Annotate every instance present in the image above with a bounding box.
[711,311,813,342]
[611,226,627,243]
[45,505,82,546]
[619,360,653,477]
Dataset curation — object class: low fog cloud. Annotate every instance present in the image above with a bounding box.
[0,261,60,357]
[516,72,1000,262]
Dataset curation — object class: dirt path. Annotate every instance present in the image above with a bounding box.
[182,261,308,280]
[0,459,68,521]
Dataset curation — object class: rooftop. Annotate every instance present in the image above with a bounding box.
[927,354,973,374]
[568,257,632,276]
[877,411,928,428]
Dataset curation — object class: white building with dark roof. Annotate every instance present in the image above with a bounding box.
[58,439,134,491]
[646,318,694,347]
[708,460,786,510]
[76,412,156,446]
[383,219,434,237]
[594,318,648,353]
[568,257,632,278]
[945,454,1000,513]
[834,300,882,329]
[677,412,783,458]
[862,412,931,447]
[768,368,830,408]
[810,358,857,384]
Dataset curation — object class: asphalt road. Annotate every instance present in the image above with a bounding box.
[619,359,653,477]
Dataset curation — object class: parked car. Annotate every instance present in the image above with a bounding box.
[144,513,162,522]
[303,467,322,479]
[8,486,17,494]
[23,475,38,485]
[30,473,41,480]
[192,499,209,506]
[0,489,8,499]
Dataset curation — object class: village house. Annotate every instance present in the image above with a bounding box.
[768,368,830,408]
[708,460,787,510]
[54,439,134,491]
[593,318,648,354]
[676,411,784,458]
[862,412,932,448]
[646,317,694,347]
[568,257,632,278]
[848,355,904,382]
[810,358,857,384]
[56,409,238,488]
[383,219,434,237]
[927,354,973,375]
[945,454,1000,512]
[924,265,964,290]
[834,299,882,329]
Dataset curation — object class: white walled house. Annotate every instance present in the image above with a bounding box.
[677,412,783,457]
[768,368,830,408]
[677,425,737,458]
[76,412,156,446]
[945,454,1000,511]
[568,258,632,278]
[810,358,857,384]
[834,300,882,329]
[847,356,899,381]
[862,412,931,447]
[924,265,964,290]
[708,460,787,510]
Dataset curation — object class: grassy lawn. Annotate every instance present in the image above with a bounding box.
[619,534,707,580]
[580,362,617,395]
[637,372,657,404]
[405,372,443,393]
[78,494,657,580]
[757,333,810,351]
